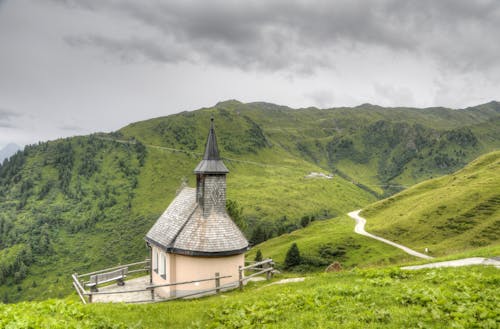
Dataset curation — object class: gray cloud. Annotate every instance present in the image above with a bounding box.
[64,35,186,64]
[305,89,335,108]
[0,109,19,128]
[57,0,500,74]
[58,124,84,132]
[373,83,416,107]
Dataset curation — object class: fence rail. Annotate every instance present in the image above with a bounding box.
[239,258,275,290]
[72,258,275,304]
[72,259,150,303]
[72,263,234,303]
[78,260,150,278]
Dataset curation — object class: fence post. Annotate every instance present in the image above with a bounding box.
[238,265,243,291]
[151,288,155,301]
[88,293,93,303]
[215,272,220,293]
[265,261,272,281]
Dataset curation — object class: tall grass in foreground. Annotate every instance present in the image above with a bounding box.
[1,266,498,328]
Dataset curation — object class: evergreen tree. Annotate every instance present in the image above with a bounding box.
[250,225,267,245]
[226,199,247,231]
[254,249,263,262]
[284,243,301,269]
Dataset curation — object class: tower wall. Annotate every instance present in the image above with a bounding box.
[199,174,226,217]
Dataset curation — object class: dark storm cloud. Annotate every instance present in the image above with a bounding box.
[53,0,500,74]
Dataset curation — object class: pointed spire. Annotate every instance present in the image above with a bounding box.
[203,116,220,160]
[194,116,229,174]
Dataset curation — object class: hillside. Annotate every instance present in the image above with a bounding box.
[1,100,499,302]
[362,151,500,256]
[245,215,416,272]
[120,100,500,196]
[1,266,498,328]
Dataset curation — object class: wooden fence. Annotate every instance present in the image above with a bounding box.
[238,258,275,290]
[146,273,233,302]
[72,259,150,304]
[72,258,275,304]
[72,260,233,304]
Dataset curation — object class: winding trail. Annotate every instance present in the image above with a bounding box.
[348,210,500,269]
[401,257,500,270]
[348,210,433,260]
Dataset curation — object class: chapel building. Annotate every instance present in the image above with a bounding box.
[145,117,249,297]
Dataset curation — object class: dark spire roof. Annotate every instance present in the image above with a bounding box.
[194,117,229,174]
[203,117,220,160]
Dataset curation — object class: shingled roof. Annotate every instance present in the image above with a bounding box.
[145,187,249,256]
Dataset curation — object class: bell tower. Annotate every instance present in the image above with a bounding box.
[194,117,229,217]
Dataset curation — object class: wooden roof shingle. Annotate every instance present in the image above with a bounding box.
[145,187,249,256]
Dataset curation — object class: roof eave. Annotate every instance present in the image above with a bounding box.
[145,237,249,257]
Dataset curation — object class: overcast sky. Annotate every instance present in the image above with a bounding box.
[1,0,499,148]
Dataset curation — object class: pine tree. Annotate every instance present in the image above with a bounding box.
[250,225,267,245]
[284,243,301,269]
[254,249,263,262]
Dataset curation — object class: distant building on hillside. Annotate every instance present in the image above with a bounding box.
[145,117,249,298]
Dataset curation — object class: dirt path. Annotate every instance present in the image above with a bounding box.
[348,210,433,260]
[401,257,500,270]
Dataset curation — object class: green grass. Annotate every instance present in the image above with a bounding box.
[362,151,500,256]
[1,266,498,328]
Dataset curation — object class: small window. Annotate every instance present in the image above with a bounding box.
[160,253,166,280]
[154,250,158,273]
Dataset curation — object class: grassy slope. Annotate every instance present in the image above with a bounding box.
[246,215,415,270]
[1,266,499,328]
[241,101,500,195]
[362,151,500,256]
[122,100,500,197]
[130,141,375,228]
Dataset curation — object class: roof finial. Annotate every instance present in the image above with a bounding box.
[203,115,220,160]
